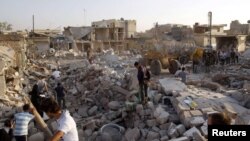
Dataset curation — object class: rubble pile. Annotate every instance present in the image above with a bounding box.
[1,46,250,141]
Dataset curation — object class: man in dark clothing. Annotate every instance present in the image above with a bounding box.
[0,119,14,141]
[29,84,43,117]
[55,83,66,109]
[134,61,150,104]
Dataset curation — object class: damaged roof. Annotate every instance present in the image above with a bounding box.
[64,26,92,40]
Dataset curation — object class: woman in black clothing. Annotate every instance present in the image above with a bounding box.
[29,84,43,117]
[0,119,14,141]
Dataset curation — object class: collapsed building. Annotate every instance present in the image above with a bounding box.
[193,22,247,52]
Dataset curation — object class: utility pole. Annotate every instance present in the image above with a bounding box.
[208,11,212,49]
[32,14,35,33]
[83,9,86,26]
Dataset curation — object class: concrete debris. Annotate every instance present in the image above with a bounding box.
[146,131,160,141]
[1,33,250,141]
[125,127,141,141]
[159,78,187,93]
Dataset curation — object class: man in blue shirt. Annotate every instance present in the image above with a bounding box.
[14,104,34,141]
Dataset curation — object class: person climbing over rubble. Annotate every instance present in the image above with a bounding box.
[0,118,14,141]
[55,82,67,109]
[86,47,93,64]
[41,98,79,141]
[37,76,48,94]
[29,84,43,117]
[207,112,231,125]
[51,68,61,87]
[178,67,188,83]
[175,67,182,76]
[13,104,35,141]
[134,61,150,104]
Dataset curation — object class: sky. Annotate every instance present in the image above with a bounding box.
[0,0,249,32]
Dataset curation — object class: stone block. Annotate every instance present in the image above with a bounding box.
[146,119,157,127]
[189,117,205,127]
[193,131,206,141]
[136,104,144,114]
[84,120,97,130]
[152,126,160,132]
[84,129,93,137]
[29,132,44,141]
[78,106,89,117]
[156,111,170,125]
[183,127,200,139]
[169,136,190,141]
[108,101,120,110]
[168,128,179,139]
[160,136,169,141]
[125,127,141,141]
[160,123,169,130]
[200,126,208,138]
[190,110,203,117]
[146,131,160,141]
[88,106,98,116]
[176,124,186,136]
[159,130,167,137]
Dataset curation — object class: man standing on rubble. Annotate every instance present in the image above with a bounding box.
[134,61,150,104]
[86,47,92,63]
[55,82,67,109]
[37,76,48,94]
[13,104,34,141]
[178,67,188,83]
[41,98,79,141]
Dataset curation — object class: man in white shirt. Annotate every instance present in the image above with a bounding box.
[41,98,78,141]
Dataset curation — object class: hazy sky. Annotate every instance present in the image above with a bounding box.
[0,0,249,32]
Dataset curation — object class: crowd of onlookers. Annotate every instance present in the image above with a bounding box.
[217,48,240,65]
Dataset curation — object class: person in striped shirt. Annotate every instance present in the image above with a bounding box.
[14,104,34,141]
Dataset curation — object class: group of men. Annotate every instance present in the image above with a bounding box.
[0,66,78,141]
[218,49,239,65]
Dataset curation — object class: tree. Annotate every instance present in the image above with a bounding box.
[0,21,12,32]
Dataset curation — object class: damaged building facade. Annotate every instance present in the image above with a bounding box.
[92,19,136,51]
[193,22,247,52]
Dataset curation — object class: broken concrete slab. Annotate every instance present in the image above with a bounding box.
[159,78,187,93]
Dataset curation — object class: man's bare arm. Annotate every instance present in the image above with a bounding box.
[50,131,64,141]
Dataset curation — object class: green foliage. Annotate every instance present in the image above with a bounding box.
[0,22,13,32]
